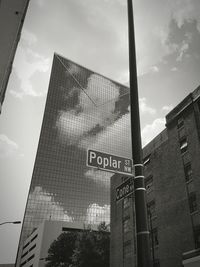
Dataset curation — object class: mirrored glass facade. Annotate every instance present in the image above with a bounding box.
[20,53,132,244]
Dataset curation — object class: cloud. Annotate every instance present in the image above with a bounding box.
[159,17,200,68]
[27,186,73,228]
[150,66,159,73]
[21,29,37,46]
[139,98,156,115]
[0,134,19,158]
[171,67,178,71]
[141,118,166,146]
[84,169,113,188]
[36,0,46,7]
[85,203,110,225]
[10,44,50,98]
[168,0,200,32]
[117,70,129,85]
[176,41,189,61]
[162,105,173,113]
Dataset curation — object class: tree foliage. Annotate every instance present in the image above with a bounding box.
[45,231,77,267]
[45,223,110,267]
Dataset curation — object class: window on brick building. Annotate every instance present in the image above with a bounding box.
[177,117,184,129]
[143,154,151,166]
[145,176,154,193]
[123,197,131,218]
[153,259,160,267]
[194,226,200,248]
[151,228,159,246]
[147,200,156,218]
[184,163,193,182]
[189,192,197,213]
[182,151,191,165]
[123,217,131,234]
[180,138,188,154]
[178,126,186,140]
[123,197,130,210]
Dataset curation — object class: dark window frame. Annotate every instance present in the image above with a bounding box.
[177,117,184,129]
[184,162,193,182]
[189,192,197,213]
[143,154,151,166]
[145,175,154,194]
[151,228,159,246]
[180,138,188,154]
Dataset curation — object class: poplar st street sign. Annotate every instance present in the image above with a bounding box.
[116,177,134,202]
[87,149,133,175]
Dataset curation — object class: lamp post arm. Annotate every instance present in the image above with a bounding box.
[0,221,21,226]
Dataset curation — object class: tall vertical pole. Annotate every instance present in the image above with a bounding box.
[127,0,152,266]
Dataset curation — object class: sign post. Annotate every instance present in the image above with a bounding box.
[87,149,133,176]
[116,177,134,202]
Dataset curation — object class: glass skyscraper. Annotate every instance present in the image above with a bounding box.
[19,53,132,246]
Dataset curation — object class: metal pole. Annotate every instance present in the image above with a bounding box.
[127,0,152,266]
[0,221,21,226]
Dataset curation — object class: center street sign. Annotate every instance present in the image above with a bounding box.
[116,177,134,202]
[87,149,133,175]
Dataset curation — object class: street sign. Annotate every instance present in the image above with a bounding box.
[116,177,134,202]
[87,149,133,175]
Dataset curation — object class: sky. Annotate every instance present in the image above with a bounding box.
[0,0,200,263]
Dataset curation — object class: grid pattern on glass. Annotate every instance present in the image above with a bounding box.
[20,54,132,243]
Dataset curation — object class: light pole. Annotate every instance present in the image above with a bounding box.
[127,0,152,266]
[0,221,21,226]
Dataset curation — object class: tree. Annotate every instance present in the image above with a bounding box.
[45,231,77,267]
[71,223,110,267]
[45,223,110,267]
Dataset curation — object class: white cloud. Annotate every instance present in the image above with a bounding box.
[162,105,173,113]
[152,0,200,67]
[10,45,50,98]
[84,169,112,188]
[118,70,129,85]
[168,0,200,32]
[36,0,46,7]
[171,67,178,71]
[137,65,160,77]
[27,186,73,227]
[139,98,156,115]
[150,66,159,73]
[176,42,189,62]
[85,203,110,225]
[21,29,37,46]
[0,134,19,158]
[141,118,166,146]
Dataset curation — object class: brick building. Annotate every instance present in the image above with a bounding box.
[110,86,200,267]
